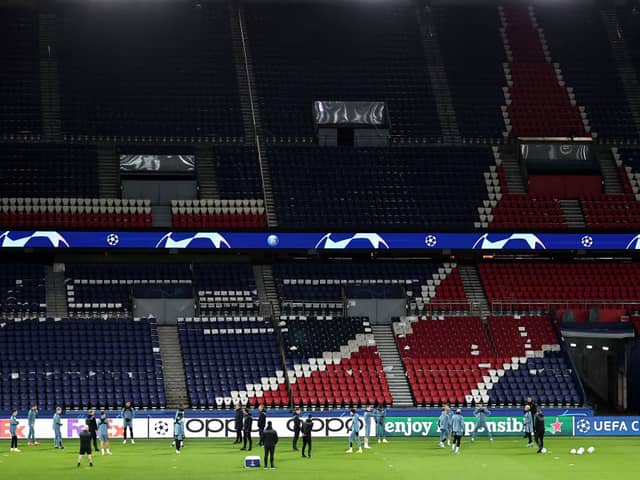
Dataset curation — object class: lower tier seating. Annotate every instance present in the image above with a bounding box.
[0,317,165,410]
[0,264,46,315]
[177,317,288,408]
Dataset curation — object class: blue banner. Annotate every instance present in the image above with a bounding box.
[574,417,640,436]
[3,230,640,251]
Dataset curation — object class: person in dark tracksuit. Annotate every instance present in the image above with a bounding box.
[534,411,546,453]
[301,415,313,458]
[262,421,278,469]
[77,426,94,468]
[234,403,243,444]
[10,409,20,452]
[240,408,253,451]
[292,407,301,451]
[257,404,267,447]
[86,409,98,451]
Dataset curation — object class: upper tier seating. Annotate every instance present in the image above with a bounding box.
[0,317,165,410]
[65,263,192,316]
[0,197,152,229]
[479,263,640,311]
[58,3,242,139]
[434,6,506,139]
[194,263,259,315]
[0,144,98,197]
[0,8,41,135]
[0,264,46,315]
[269,146,493,229]
[281,316,391,407]
[538,6,637,140]
[245,4,440,139]
[178,316,288,408]
[171,199,266,230]
[214,147,264,199]
[618,6,640,79]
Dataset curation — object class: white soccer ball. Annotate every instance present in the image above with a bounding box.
[540,448,547,454]
[577,447,584,455]
[587,447,595,454]
[570,448,577,455]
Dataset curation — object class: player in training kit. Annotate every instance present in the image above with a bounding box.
[86,409,98,451]
[241,408,253,451]
[98,411,111,456]
[471,404,493,442]
[292,407,302,451]
[53,407,64,449]
[10,409,20,452]
[77,426,94,467]
[534,411,545,453]
[301,415,313,458]
[375,405,388,443]
[121,401,135,444]
[363,405,374,449]
[174,413,185,454]
[523,405,534,447]
[346,408,362,454]
[28,404,39,446]
[171,405,186,448]
[438,407,451,448]
[262,421,278,469]
[445,404,454,446]
[451,409,465,454]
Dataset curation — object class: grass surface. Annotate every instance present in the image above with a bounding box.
[0,437,636,479]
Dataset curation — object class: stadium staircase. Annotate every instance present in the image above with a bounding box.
[499,5,590,138]
[458,264,490,316]
[38,11,62,141]
[600,8,640,136]
[371,324,413,407]
[416,6,461,142]
[96,144,120,198]
[558,200,586,229]
[597,147,625,194]
[195,145,219,199]
[257,143,278,227]
[497,145,526,193]
[157,325,190,408]
[259,264,281,318]
[45,264,67,318]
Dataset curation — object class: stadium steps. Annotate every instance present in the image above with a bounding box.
[195,145,219,199]
[253,264,272,317]
[371,324,412,407]
[597,147,624,194]
[157,325,190,408]
[416,6,461,143]
[96,144,120,198]
[257,142,278,227]
[259,264,281,318]
[38,12,62,141]
[458,264,490,316]
[600,9,640,137]
[151,205,172,228]
[230,3,263,141]
[498,145,526,193]
[45,264,67,318]
[559,199,586,230]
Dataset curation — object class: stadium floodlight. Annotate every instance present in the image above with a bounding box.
[602,346,609,351]
[569,343,577,347]
[586,345,593,350]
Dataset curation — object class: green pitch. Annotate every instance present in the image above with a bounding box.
[0,437,636,480]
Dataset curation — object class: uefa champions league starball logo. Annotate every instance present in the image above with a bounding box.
[314,233,390,250]
[576,418,591,434]
[424,235,437,247]
[154,421,170,435]
[0,231,70,248]
[580,236,593,248]
[155,232,231,249]
[106,233,120,246]
[472,233,546,250]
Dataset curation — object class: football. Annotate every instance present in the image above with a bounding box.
[570,449,577,455]
[154,421,170,435]
[540,448,547,454]
[587,447,596,454]
[577,447,585,455]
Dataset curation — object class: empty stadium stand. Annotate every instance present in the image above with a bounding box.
[58,2,243,139]
[245,3,440,139]
[281,315,391,407]
[171,199,266,230]
[269,146,493,229]
[178,316,288,408]
[0,317,165,410]
[0,264,46,316]
[0,8,41,135]
[194,263,259,316]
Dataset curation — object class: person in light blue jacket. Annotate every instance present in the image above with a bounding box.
[10,409,20,452]
[53,407,64,449]
[174,413,185,454]
[345,408,362,454]
[375,406,388,443]
[523,405,534,447]
[451,409,465,454]
[471,404,493,442]
[438,407,451,448]
[363,405,374,449]
[121,401,135,444]
[27,404,39,445]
